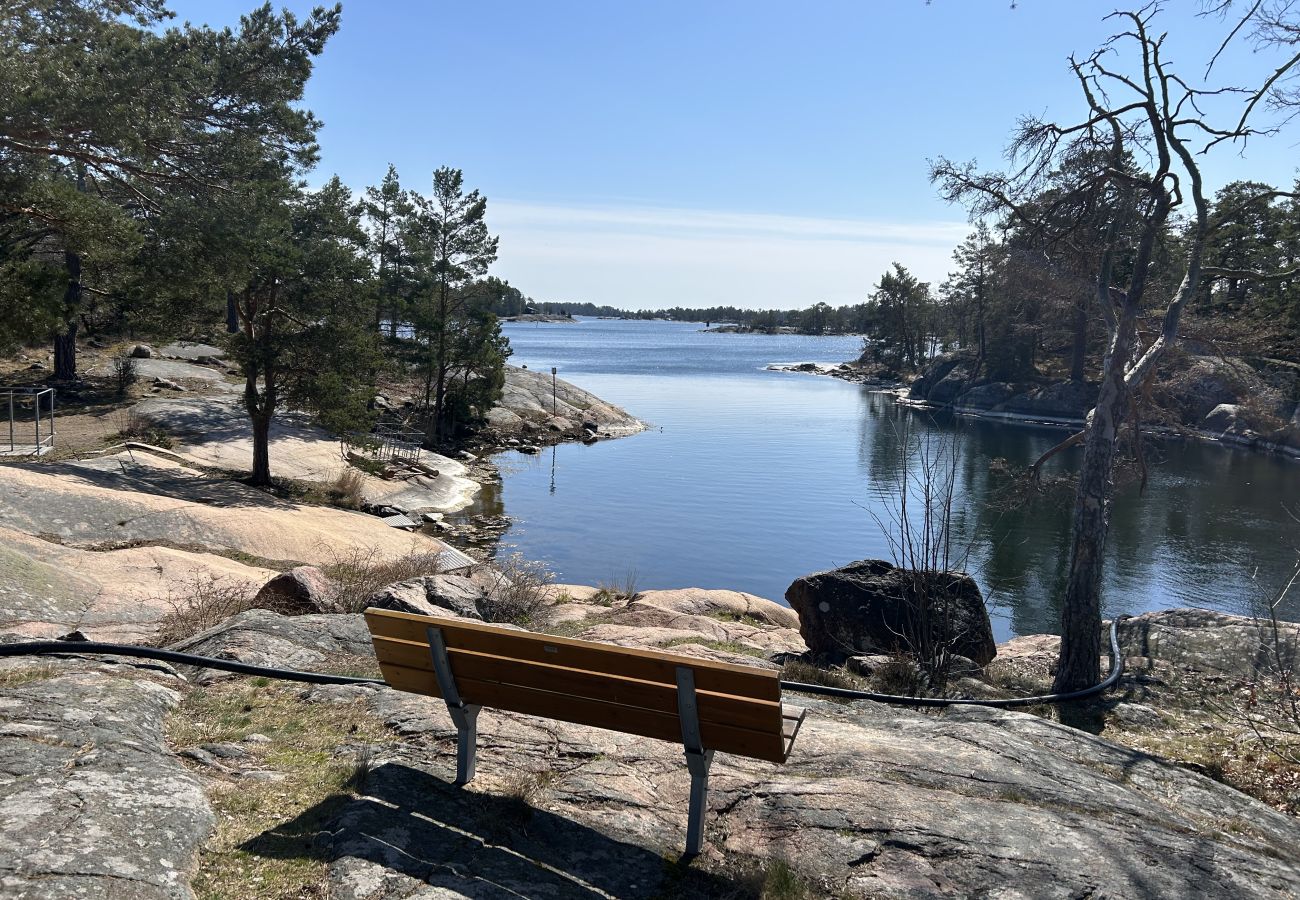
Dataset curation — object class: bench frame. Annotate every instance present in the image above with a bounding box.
[424,623,728,852]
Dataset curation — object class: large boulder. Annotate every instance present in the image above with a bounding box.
[953,380,1018,411]
[785,559,996,665]
[367,573,486,620]
[1162,355,1255,422]
[252,565,340,614]
[924,364,974,405]
[906,353,969,402]
[1202,402,1256,438]
[1002,380,1097,420]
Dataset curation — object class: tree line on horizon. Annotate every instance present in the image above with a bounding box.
[1,1,515,483]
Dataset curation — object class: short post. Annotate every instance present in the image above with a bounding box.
[551,366,557,416]
[676,665,715,856]
[426,625,482,784]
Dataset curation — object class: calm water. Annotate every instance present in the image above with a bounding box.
[471,318,1299,641]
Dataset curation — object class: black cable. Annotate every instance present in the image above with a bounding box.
[778,616,1128,708]
[0,617,1128,708]
[0,640,385,686]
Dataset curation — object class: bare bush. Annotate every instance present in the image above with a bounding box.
[870,416,972,688]
[479,552,553,626]
[152,574,268,647]
[323,544,444,613]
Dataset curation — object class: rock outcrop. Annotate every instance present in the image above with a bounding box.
[0,661,213,898]
[5,596,1300,897]
[904,350,1300,455]
[0,454,453,567]
[486,365,645,439]
[180,607,1300,896]
[785,559,997,665]
[1118,607,1298,677]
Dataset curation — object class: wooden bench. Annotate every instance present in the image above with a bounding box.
[364,607,807,854]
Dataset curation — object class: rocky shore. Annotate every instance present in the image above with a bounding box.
[773,347,1300,459]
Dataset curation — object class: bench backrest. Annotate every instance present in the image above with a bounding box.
[364,607,797,763]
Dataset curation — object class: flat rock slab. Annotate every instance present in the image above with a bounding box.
[159,342,225,361]
[0,668,213,898]
[134,397,479,515]
[173,608,375,682]
[0,454,450,566]
[0,523,275,642]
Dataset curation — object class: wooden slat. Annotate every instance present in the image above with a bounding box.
[364,608,780,701]
[378,660,787,763]
[372,635,782,733]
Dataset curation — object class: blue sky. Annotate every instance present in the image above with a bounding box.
[172,1,1300,308]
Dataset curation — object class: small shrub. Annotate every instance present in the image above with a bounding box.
[111,408,173,449]
[327,467,366,510]
[111,353,138,398]
[870,653,926,697]
[479,552,554,626]
[323,545,444,613]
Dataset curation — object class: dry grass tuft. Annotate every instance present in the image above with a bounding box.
[168,680,396,900]
[110,408,173,448]
[325,467,366,510]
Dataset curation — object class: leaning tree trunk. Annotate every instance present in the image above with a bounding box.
[54,251,81,380]
[1069,295,1088,382]
[1052,314,1136,694]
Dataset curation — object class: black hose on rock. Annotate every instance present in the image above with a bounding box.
[0,617,1128,708]
[0,639,385,686]
[778,616,1128,707]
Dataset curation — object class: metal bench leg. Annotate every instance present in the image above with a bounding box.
[684,746,715,855]
[677,666,714,855]
[427,626,481,785]
[450,703,481,784]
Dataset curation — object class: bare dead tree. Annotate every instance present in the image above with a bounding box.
[931,6,1300,693]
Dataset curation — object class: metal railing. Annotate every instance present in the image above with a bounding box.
[3,386,55,456]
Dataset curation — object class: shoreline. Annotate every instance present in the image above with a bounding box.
[769,359,1300,462]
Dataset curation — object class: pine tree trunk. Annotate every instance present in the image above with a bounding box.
[226,291,239,333]
[250,413,272,486]
[1053,315,1135,693]
[54,251,82,380]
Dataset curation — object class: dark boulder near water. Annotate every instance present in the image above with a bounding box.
[785,558,997,665]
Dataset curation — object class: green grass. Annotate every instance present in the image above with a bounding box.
[168,681,397,900]
[659,637,772,659]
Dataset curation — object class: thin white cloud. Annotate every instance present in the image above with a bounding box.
[486,200,969,310]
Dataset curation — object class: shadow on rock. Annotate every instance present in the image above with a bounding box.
[241,761,761,899]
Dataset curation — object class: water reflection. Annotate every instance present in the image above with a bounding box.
[472,318,1299,640]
